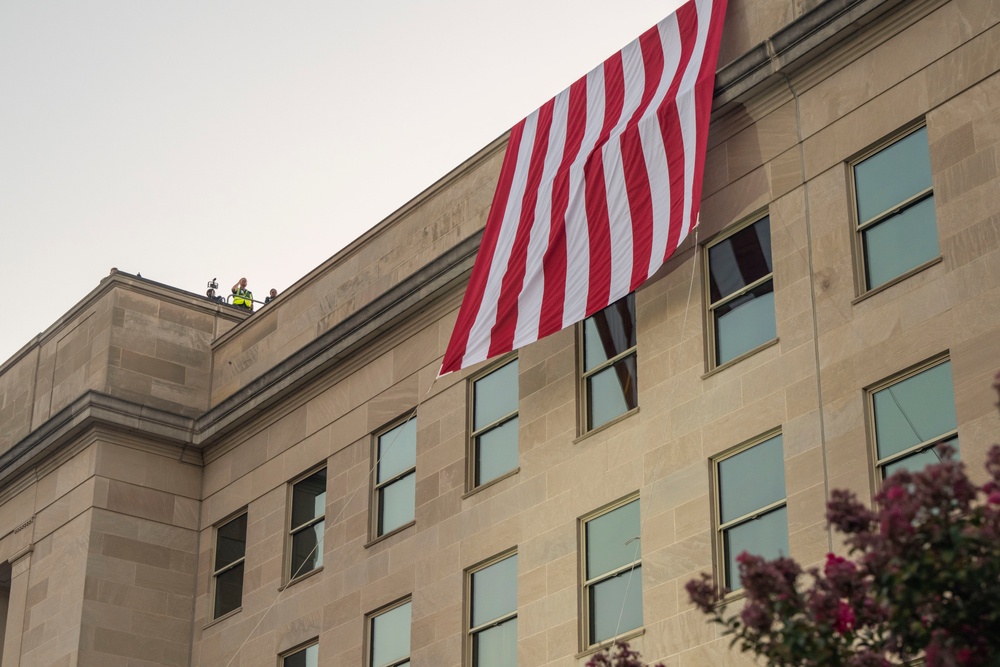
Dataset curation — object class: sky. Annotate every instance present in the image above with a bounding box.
[0,0,683,366]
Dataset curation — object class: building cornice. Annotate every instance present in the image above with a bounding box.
[0,272,245,375]
[0,390,197,489]
[194,229,484,446]
[712,0,945,113]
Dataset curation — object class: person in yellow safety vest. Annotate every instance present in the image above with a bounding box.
[231,277,254,312]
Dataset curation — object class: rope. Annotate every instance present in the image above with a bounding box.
[611,227,701,646]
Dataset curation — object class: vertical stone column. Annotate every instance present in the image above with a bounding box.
[2,546,33,667]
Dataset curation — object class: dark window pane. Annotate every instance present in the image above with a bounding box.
[474,360,519,429]
[283,644,318,667]
[724,507,788,590]
[584,295,636,371]
[587,356,637,430]
[586,500,640,579]
[476,417,518,486]
[718,435,785,523]
[473,618,517,667]
[291,470,326,530]
[715,281,776,364]
[379,472,415,535]
[709,218,772,303]
[471,554,518,627]
[863,195,938,288]
[589,565,643,644]
[215,514,247,570]
[874,362,956,460]
[855,127,932,223]
[883,437,958,478]
[378,419,417,483]
[214,562,244,618]
[290,521,323,577]
[372,602,411,667]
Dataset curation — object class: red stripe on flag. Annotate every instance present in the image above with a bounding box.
[439,121,527,374]
[659,3,699,261]
[660,104,687,262]
[584,51,625,314]
[487,100,556,359]
[687,0,728,233]
[538,79,587,340]
[623,27,667,291]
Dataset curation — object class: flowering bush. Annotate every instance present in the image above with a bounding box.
[588,376,1000,667]
[685,411,1000,667]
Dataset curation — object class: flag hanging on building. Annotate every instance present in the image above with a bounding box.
[440,0,728,376]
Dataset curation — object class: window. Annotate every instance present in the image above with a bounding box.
[467,552,517,667]
[870,359,957,479]
[282,642,318,667]
[706,215,776,367]
[581,293,637,431]
[373,417,416,538]
[368,598,411,667]
[580,496,642,648]
[853,124,938,291]
[469,358,518,489]
[213,511,247,619]
[288,468,326,581]
[714,433,788,591]
[0,561,11,654]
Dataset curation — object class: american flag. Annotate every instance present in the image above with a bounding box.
[441,0,728,375]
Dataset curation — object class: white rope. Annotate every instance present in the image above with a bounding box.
[611,227,701,647]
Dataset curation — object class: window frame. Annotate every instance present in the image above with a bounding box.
[279,639,319,667]
[464,548,518,667]
[848,121,939,296]
[577,292,638,435]
[211,508,248,621]
[365,595,412,667]
[285,465,327,584]
[370,415,418,541]
[578,493,642,651]
[703,211,776,371]
[711,428,787,593]
[866,354,956,484]
[466,355,520,492]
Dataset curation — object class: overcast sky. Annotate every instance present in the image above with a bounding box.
[0,0,683,365]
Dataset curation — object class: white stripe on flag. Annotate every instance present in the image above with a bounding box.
[513,93,570,349]
[561,66,606,328]
[646,15,682,276]
[461,114,539,368]
[679,0,714,239]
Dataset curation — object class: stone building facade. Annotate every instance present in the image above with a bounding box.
[0,0,998,664]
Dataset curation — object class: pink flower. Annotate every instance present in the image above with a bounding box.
[833,601,855,634]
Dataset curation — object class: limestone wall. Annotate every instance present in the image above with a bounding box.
[191,1,1000,665]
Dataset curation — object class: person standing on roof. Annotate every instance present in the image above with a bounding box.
[231,277,254,312]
